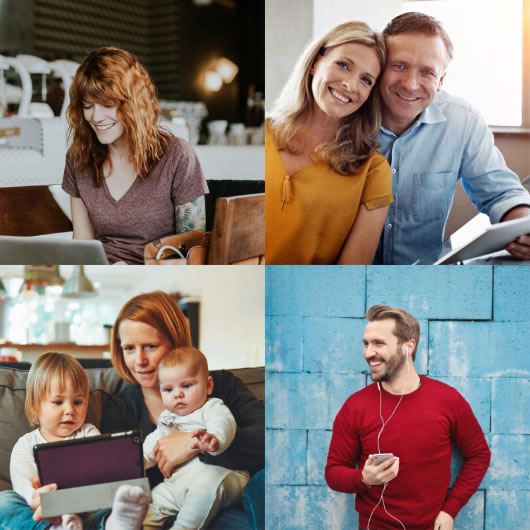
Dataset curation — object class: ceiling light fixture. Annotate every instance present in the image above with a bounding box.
[62,265,97,298]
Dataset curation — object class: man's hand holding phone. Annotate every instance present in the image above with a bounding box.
[362,453,399,486]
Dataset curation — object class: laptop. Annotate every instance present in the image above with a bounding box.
[0,236,109,264]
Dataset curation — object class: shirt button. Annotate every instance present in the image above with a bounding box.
[391,168,396,174]
[386,252,391,257]
[387,224,392,229]
[395,139,399,143]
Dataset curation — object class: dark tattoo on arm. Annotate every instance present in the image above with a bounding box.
[175,195,206,232]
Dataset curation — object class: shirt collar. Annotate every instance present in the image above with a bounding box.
[380,94,448,137]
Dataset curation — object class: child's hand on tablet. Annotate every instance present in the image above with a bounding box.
[29,475,61,524]
[190,430,220,453]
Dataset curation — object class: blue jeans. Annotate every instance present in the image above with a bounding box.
[0,490,109,530]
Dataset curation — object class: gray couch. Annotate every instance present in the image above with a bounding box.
[0,364,265,529]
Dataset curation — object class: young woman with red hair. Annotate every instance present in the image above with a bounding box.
[63,47,208,264]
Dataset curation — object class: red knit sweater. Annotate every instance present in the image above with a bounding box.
[325,376,490,529]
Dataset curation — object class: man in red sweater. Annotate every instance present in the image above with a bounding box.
[325,305,490,530]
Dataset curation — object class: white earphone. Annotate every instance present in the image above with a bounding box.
[367,345,411,530]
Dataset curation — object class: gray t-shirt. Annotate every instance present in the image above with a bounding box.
[62,135,208,264]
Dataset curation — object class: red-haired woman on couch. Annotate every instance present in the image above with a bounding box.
[63,47,208,264]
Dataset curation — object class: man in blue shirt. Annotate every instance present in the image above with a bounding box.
[374,12,530,265]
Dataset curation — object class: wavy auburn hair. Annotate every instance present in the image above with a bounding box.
[67,47,169,185]
[268,21,386,176]
[111,291,192,385]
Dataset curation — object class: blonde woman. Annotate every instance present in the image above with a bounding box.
[266,22,393,264]
[63,47,208,264]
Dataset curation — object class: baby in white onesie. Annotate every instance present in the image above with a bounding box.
[143,346,249,530]
[9,351,149,530]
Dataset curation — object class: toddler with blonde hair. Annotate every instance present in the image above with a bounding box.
[9,352,148,530]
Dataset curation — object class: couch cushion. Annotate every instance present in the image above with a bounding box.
[0,366,128,491]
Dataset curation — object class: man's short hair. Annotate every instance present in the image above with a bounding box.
[366,305,420,361]
[383,11,453,65]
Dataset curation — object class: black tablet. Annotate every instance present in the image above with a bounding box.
[33,430,144,489]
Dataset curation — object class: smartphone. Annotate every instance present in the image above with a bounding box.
[373,453,394,466]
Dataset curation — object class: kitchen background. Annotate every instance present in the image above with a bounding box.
[0,265,265,369]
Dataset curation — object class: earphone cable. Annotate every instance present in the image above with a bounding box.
[367,352,410,530]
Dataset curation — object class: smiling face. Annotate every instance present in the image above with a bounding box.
[38,377,88,442]
[363,319,408,383]
[310,42,381,130]
[119,319,173,389]
[82,100,126,147]
[159,362,213,416]
[380,32,447,135]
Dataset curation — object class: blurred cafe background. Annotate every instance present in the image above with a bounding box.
[0,265,264,369]
[0,0,264,239]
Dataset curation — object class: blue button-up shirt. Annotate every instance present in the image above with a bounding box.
[374,91,530,265]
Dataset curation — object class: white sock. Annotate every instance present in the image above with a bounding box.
[49,514,83,530]
[105,485,149,530]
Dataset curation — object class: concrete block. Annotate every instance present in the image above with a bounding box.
[493,266,530,321]
[414,319,428,375]
[491,378,530,434]
[482,434,529,490]
[266,316,304,372]
[367,266,492,319]
[265,485,358,529]
[436,377,491,433]
[268,266,366,317]
[485,489,530,529]
[304,317,367,373]
[307,430,332,486]
[429,321,530,377]
[453,491,485,530]
[266,429,307,485]
[266,372,365,430]
[265,266,272,315]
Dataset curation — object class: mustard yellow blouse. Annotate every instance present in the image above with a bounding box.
[266,127,394,265]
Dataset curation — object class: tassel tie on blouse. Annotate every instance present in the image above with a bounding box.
[282,174,293,209]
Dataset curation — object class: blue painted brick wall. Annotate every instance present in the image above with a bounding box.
[266,266,530,529]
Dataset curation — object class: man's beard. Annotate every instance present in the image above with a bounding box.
[368,349,406,383]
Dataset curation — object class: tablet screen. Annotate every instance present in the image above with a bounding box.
[34,431,144,489]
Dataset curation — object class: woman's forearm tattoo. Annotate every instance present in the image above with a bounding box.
[175,195,206,233]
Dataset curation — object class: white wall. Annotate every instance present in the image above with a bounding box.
[199,267,264,370]
[265,0,313,112]
[313,0,402,36]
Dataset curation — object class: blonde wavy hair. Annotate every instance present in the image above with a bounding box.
[268,21,386,176]
[67,47,169,185]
